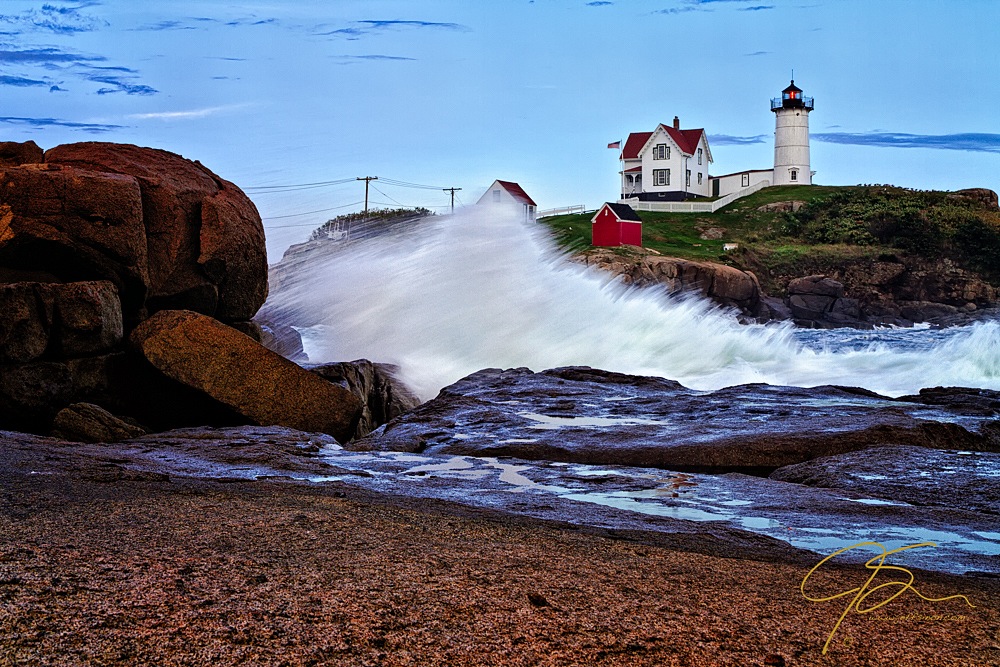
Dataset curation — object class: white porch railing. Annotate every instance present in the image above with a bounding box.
[620,180,770,213]
[537,204,586,217]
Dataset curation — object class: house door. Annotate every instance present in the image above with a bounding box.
[712,179,719,197]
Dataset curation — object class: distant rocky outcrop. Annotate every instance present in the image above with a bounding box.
[775,257,998,328]
[785,275,865,328]
[575,248,765,318]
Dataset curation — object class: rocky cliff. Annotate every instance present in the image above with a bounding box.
[0,140,410,442]
[574,246,767,319]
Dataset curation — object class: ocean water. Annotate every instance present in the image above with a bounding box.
[278,208,1000,401]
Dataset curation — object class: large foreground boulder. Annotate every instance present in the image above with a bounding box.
[44,142,267,321]
[0,164,148,311]
[130,310,361,442]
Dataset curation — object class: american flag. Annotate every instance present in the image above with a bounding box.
[607,141,621,149]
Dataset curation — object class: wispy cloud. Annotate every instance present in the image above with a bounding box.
[0,115,124,133]
[745,50,770,56]
[0,47,105,64]
[655,0,761,13]
[128,104,252,120]
[0,74,48,87]
[587,2,614,6]
[332,54,417,64]
[708,134,768,145]
[0,2,106,35]
[653,6,703,14]
[318,20,470,39]
[813,132,1000,154]
[134,20,196,31]
[73,63,156,95]
[741,5,774,10]
[132,15,277,31]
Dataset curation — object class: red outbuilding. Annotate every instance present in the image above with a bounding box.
[591,202,642,247]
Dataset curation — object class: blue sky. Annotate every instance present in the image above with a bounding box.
[1,0,998,258]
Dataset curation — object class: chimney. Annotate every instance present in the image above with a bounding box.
[673,116,680,130]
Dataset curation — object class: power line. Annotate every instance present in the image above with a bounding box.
[379,177,448,190]
[245,178,356,193]
[370,185,405,207]
[262,201,365,221]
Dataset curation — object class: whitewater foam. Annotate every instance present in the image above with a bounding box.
[272,208,1000,400]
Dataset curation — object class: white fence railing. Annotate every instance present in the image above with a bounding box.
[537,204,586,217]
[619,180,770,214]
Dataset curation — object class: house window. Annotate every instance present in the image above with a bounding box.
[790,169,798,182]
[697,173,703,185]
[653,144,670,160]
[653,169,669,187]
[741,173,750,187]
[685,170,691,187]
[697,148,703,165]
[493,190,501,202]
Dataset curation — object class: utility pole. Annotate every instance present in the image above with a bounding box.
[442,187,462,213]
[357,176,378,215]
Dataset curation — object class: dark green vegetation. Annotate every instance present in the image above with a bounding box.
[310,207,431,240]
[539,185,1000,292]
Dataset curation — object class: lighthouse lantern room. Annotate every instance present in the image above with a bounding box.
[771,79,814,186]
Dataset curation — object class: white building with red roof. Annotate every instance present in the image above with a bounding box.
[619,116,713,201]
[618,80,816,206]
[476,179,538,221]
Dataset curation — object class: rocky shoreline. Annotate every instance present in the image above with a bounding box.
[4,425,1000,666]
[575,244,1000,330]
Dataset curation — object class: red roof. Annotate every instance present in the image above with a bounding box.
[621,125,705,159]
[621,132,653,160]
[622,166,642,173]
[667,126,705,155]
[496,180,537,206]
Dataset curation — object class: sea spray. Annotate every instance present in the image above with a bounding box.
[270,208,1000,400]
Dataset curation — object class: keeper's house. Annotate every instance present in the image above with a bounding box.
[476,179,538,221]
[619,116,713,201]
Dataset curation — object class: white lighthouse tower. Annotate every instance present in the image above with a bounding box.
[771,80,813,186]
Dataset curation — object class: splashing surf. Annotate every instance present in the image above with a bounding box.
[270,208,1000,400]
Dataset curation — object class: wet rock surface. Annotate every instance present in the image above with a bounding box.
[359,367,997,473]
[310,359,422,440]
[770,445,1000,516]
[130,310,362,442]
[3,425,998,575]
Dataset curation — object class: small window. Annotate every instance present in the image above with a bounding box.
[685,170,691,187]
[653,169,670,187]
[790,169,798,182]
[653,144,670,160]
[697,148,703,165]
[697,173,703,185]
[493,189,501,201]
[741,173,750,187]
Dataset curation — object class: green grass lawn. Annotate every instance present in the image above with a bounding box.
[539,185,854,262]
